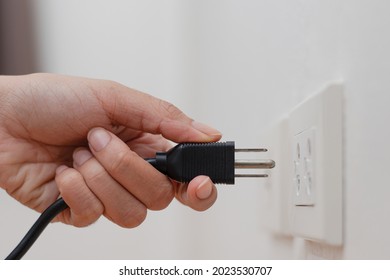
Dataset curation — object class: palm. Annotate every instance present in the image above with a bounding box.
[0,136,71,212]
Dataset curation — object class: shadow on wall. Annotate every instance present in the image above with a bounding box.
[0,0,37,75]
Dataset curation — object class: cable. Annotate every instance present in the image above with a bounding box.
[4,141,274,260]
[5,198,68,260]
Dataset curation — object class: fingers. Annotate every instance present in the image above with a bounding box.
[94,81,222,143]
[56,127,218,228]
[55,165,104,227]
[72,148,147,228]
[87,128,175,211]
[174,176,218,211]
[56,127,175,228]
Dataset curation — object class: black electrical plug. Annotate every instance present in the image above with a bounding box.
[146,141,275,184]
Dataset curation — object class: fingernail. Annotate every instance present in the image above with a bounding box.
[88,128,111,152]
[56,165,68,175]
[196,177,213,200]
[192,121,222,136]
[73,149,93,167]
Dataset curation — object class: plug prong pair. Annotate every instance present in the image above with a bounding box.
[235,148,275,178]
[235,148,268,152]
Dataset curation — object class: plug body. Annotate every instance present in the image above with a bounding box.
[156,141,235,184]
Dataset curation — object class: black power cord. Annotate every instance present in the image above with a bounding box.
[5,198,68,260]
[5,141,274,260]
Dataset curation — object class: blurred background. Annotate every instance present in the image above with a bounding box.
[1,0,390,259]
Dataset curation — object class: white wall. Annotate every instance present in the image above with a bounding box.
[1,0,390,259]
[179,0,390,259]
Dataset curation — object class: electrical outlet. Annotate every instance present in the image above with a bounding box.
[289,83,343,246]
[293,127,316,206]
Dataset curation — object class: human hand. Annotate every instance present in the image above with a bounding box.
[0,73,221,227]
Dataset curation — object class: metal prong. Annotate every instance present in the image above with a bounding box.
[235,159,276,169]
[235,148,268,152]
[235,174,269,178]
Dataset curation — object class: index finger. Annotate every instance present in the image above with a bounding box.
[94,81,222,143]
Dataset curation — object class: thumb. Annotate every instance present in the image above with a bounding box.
[96,81,222,143]
[174,176,218,211]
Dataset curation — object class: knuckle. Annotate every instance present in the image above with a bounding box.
[73,218,92,228]
[87,202,104,219]
[73,218,94,228]
[117,206,147,228]
[57,169,82,191]
[109,150,133,173]
[73,203,103,228]
[84,165,108,186]
[58,169,76,185]
[158,99,185,120]
[147,185,174,211]
[73,198,104,227]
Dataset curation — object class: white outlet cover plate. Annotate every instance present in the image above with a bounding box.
[289,83,343,246]
[262,115,292,236]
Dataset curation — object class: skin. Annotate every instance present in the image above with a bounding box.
[0,73,221,228]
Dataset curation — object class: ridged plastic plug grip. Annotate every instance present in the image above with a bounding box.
[165,141,235,184]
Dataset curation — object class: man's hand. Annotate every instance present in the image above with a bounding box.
[0,73,221,227]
